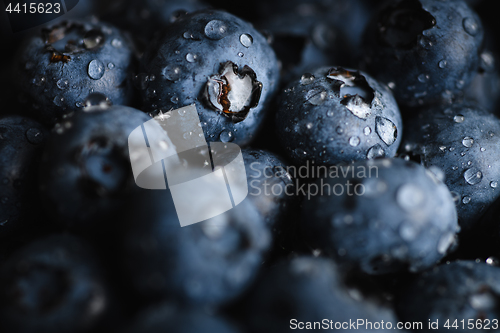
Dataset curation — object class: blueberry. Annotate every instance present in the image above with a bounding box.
[139,9,280,146]
[38,102,171,234]
[119,189,270,306]
[12,19,136,125]
[0,234,112,333]
[0,116,49,242]
[361,0,484,107]
[402,101,500,233]
[102,0,208,51]
[241,256,400,333]
[128,303,240,333]
[301,158,458,274]
[396,260,500,332]
[276,66,402,166]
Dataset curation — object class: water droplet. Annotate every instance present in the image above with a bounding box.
[56,78,70,90]
[486,257,499,266]
[170,96,179,104]
[336,126,343,134]
[25,128,44,144]
[306,88,327,105]
[88,59,105,80]
[306,123,313,129]
[397,184,425,211]
[219,130,234,142]
[53,96,65,107]
[162,65,181,81]
[375,116,397,146]
[83,29,105,49]
[239,33,253,47]
[491,181,498,188]
[388,82,396,89]
[453,115,465,123]
[418,74,429,82]
[326,110,334,117]
[363,126,371,136]
[186,53,197,63]
[111,38,122,48]
[183,31,193,39]
[107,63,115,69]
[300,73,315,85]
[438,59,447,68]
[34,76,46,86]
[204,20,228,40]
[349,136,360,147]
[237,52,244,57]
[437,233,454,254]
[462,196,471,204]
[366,144,385,159]
[464,168,483,185]
[462,136,474,148]
[463,17,479,36]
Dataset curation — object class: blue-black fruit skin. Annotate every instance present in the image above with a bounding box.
[402,101,500,233]
[362,0,484,108]
[119,189,271,307]
[38,106,154,233]
[396,261,500,333]
[127,303,241,333]
[301,158,458,274]
[241,256,401,333]
[0,116,50,242]
[276,66,402,166]
[139,10,280,146]
[12,19,136,126]
[0,234,112,333]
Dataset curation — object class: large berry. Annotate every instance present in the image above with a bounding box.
[362,0,484,107]
[301,158,458,274]
[139,10,280,146]
[12,19,136,125]
[276,66,402,166]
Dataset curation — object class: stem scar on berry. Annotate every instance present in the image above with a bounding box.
[203,61,262,123]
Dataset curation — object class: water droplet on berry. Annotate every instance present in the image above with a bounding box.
[204,20,228,40]
[363,126,371,136]
[462,137,474,148]
[83,29,105,49]
[186,53,197,63]
[300,73,315,85]
[56,78,70,90]
[438,59,447,68]
[349,136,360,147]
[239,34,253,47]
[306,88,327,105]
[107,63,115,69]
[491,181,498,188]
[417,74,429,82]
[111,38,122,48]
[453,115,465,123]
[53,96,65,107]
[88,59,105,80]
[25,128,44,144]
[162,65,181,81]
[366,144,385,159]
[237,52,244,57]
[464,168,483,185]
[463,17,479,36]
[219,130,234,142]
[375,116,397,146]
[336,126,343,134]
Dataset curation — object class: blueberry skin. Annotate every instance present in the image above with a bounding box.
[0,234,111,333]
[38,105,167,234]
[362,0,484,107]
[139,10,280,146]
[128,303,240,333]
[241,256,400,333]
[402,101,500,232]
[276,66,402,166]
[13,19,136,126]
[0,116,49,240]
[102,0,208,50]
[301,158,458,274]
[397,261,500,332]
[119,189,271,307]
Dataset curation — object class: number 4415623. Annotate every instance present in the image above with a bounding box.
[5,2,61,14]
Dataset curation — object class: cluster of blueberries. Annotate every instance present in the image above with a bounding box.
[1,0,500,332]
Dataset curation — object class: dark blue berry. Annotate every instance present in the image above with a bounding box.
[12,19,136,125]
[362,0,484,107]
[139,10,280,146]
[301,158,458,274]
[276,66,402,166]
